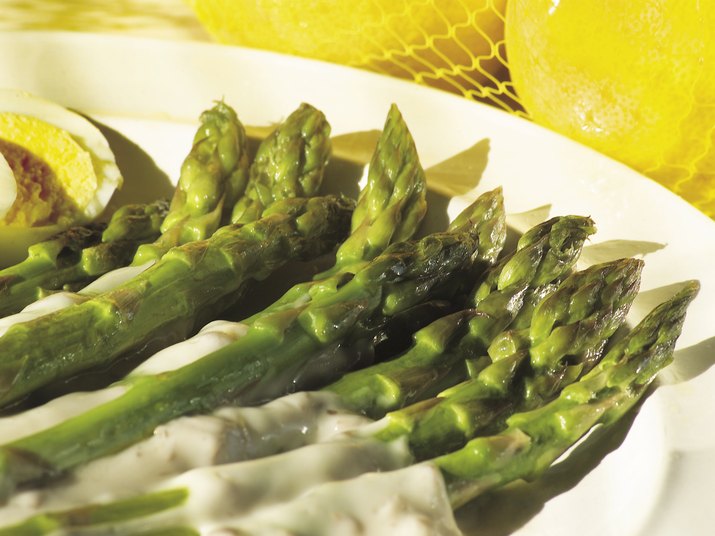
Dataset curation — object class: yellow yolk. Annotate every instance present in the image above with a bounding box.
[0,113,97,227]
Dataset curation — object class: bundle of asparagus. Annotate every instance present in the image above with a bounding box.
[0,102,343,407]
[0,257,695,535]
[0,173,504,498]
[0,101,250,317]
[0,98,699,536]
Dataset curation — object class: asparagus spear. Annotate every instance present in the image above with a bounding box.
[0,195,501,495]
[236,105,454,379]
[0,200,169,317]
[221,104,445,372]
[437,280,699,509]
[326,215,596,418]
[132,101,251,265]
[373,257,644,459]
[248,104,433,319]
[0,281,696,535]
[317,104,428,276]
[0,196,353,409]
[231,103,331,225]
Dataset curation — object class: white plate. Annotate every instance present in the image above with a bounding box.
[1,31,713,536]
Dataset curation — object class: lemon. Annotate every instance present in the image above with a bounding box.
[0,90,122,266]
[189,0,507,92]
[506,0,715,216]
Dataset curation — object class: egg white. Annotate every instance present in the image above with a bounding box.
[0,152,15,219]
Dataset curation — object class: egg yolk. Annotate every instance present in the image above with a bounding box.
[0,113,98,227]
[0,138,80,227]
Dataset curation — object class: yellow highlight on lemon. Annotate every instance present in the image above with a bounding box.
[506,0,715,216]
[190,0,509,103]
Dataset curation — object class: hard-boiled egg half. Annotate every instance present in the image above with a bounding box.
[0,89,122,266]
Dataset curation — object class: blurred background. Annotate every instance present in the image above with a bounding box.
[4,0,713,218]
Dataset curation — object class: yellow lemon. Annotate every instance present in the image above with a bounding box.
[506,0,715,216]
[189,0,507,94]
[0,90,122,266]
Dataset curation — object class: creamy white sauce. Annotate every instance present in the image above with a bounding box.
[131,320,249,376]
[208,463,461,536]
[141,437,414,531]
[1,392,371,524]
[78,261,153,295]
[0,385,127,444]
[0,262,153,338]
[0,291,86,337]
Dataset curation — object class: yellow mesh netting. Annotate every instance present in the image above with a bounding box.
[330,0,525,117]
[193,0,525,116]
[7,0,712,216]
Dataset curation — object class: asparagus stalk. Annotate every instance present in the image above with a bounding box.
[0,200,169,316]
[0,195,500,495]
[373,257,644,460]
[436,280,699,509]
[0,281,696,535]
[132,101,251,265]
[241,105,452,379]
[218,104,446,373]
[0,196,353,409]
[325,215,595,418]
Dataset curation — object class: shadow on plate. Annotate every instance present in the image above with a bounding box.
[421,138,491,236]
[580,239,666,266]
[87,118,176,217]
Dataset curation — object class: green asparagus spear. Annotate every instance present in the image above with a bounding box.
[0,196,353,409]
[0,200,169,316]
[250,104,432,319]
[325,215,595,418]
[436,280,699,509]
[373,257,644,459]
[132,101,250,265]
[0,196,497,494]
[317,104,427,277]
[0,489,191,536]
[231,103,331,225]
